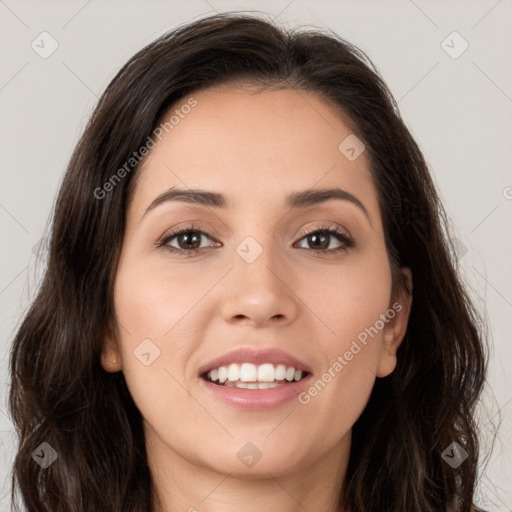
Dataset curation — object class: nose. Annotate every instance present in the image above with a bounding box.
[220,242,299,328]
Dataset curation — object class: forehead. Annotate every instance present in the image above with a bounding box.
[131,87,379,218]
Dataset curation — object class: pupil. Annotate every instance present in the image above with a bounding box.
[181,232,200,250]
[310,233,328,250]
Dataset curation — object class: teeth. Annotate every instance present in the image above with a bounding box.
[206,363,306,386]
[240,363,257,382]
[227,363,239,381]
[257,363,275,382]
[285,367,295,381]
[258,382,280,389]
[218,366,228,384]
[275,364,286,380]
[223,381,282,389]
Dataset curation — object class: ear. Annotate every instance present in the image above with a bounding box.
[100,319,122,373]
[376,267,413,378]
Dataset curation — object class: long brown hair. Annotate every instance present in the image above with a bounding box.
[9,12,488,511]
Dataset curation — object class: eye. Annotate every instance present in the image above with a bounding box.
[294,225,354,254]
[157,225,219,256]
[157,224,354,257]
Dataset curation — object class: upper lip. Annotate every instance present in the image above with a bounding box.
[198,348,312,376]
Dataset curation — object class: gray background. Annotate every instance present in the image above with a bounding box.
[1,0,511,510]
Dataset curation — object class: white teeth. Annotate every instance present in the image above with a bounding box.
[236,381,280,389]
[275,364,286,380]
[218,366,228,383]
[240,363,258,382]
[257,363,275,382]
[227,363,239,381]
[206,363,307,386]
[258,382,280,389]
[223,381,282,389]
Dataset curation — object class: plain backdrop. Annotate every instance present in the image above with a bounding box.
[1,0,511,510]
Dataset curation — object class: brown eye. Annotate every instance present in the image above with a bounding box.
[304,232,330,251]
[295,227,354,254]
[158,227,217,255]
[173,231,203,251]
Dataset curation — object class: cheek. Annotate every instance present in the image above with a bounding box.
[303,252,392,348]
[111,258,208,414]
[296,252,392,412]
[112,255,211,342]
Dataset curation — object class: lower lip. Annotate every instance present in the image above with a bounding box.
[199,376,312,411]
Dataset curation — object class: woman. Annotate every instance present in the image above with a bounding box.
[9,11,488,512]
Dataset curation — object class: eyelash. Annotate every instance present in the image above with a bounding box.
[157,224,355,257]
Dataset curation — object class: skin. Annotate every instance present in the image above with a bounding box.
[101,86,412,512]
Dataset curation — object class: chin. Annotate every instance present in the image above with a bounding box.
[198,441,309,478]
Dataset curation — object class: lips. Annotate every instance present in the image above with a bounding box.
[197,348,313,409]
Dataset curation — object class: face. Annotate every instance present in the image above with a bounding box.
[101,86,412,481]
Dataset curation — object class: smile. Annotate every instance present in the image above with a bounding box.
[198,348,313,410]
[202,362,308,389]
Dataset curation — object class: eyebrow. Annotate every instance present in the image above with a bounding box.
[143,186,371,221]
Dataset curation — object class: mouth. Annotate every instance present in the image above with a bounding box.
[198,348,313,410]
[201,362,310,389]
